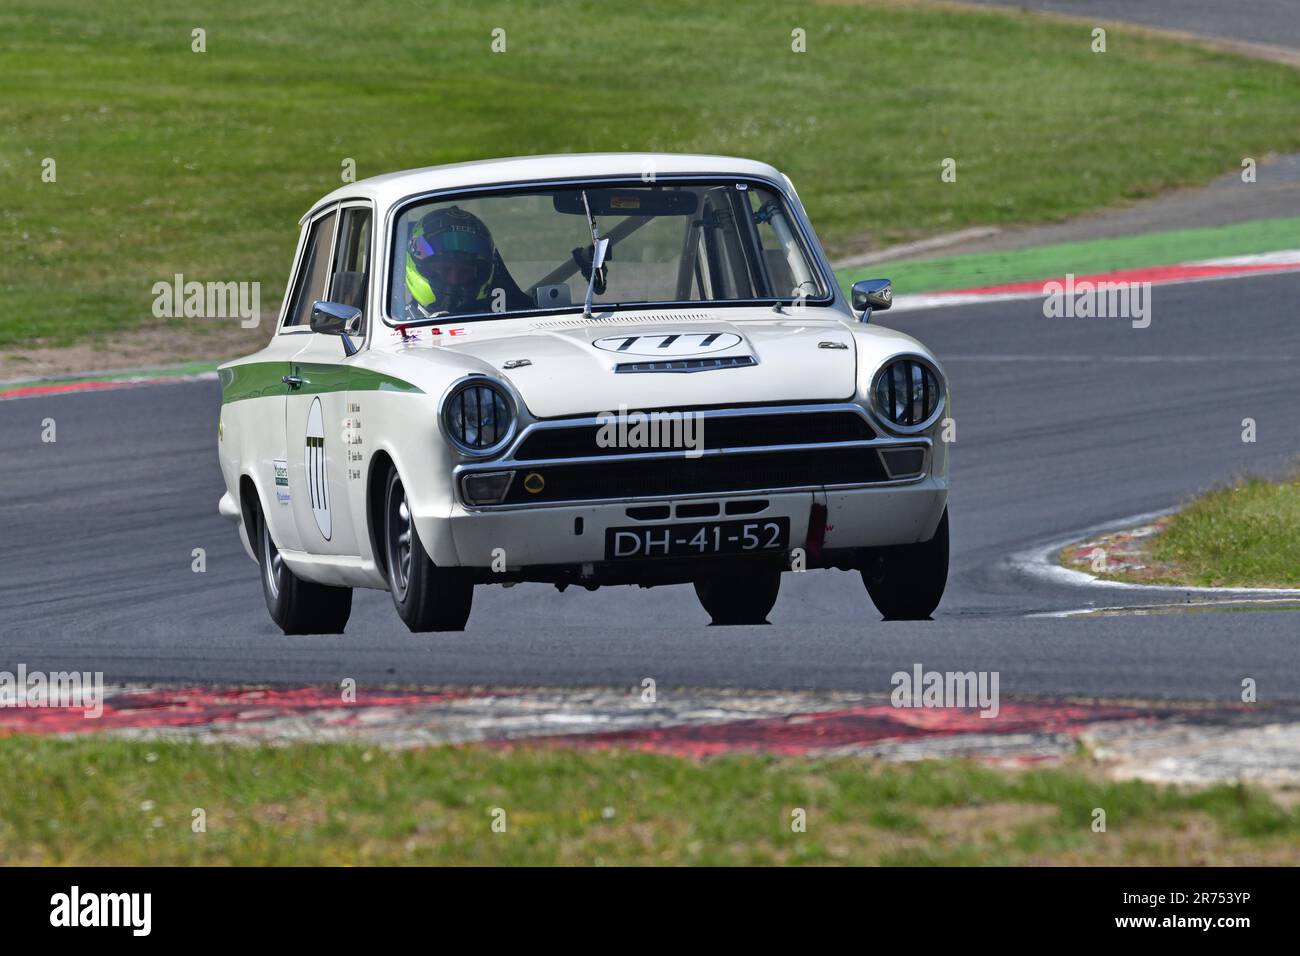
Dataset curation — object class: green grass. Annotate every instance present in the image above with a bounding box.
[2,0,1299,349]
[0,359,218,389]
[1150,475,1300,587]
[839,214,1300,294]
[2,736,1297,864]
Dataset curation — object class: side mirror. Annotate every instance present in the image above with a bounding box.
[851,279,892,320]
[310,301,363,356]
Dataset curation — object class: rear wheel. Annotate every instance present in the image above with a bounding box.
[384,467,473,632]
[255,498,352,634]
[693,567,781,625]
[860,508,949,620]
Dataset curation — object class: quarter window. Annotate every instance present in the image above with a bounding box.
[283,210,337,328]
[328,207,372,317]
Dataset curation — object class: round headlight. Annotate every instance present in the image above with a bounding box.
[441,379,515,456]
[871,357,943,433]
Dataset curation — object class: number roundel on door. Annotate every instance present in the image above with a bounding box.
[305,396,332,540]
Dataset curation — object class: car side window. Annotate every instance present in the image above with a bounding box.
[327,207,372,318]
[283,210,337,328]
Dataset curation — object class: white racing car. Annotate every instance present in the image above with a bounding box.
[217,153,950,633]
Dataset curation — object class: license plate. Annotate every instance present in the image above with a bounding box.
[604,517,790,560]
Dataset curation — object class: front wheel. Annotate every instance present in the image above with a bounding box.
[860,508,949,620]
[693,567,781,625]
[255,498,352,634]
[383,467,473,632]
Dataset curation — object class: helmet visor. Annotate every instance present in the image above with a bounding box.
[410,229,492,263]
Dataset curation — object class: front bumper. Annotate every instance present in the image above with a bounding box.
[420,401,949,576]
[436,477,947,573]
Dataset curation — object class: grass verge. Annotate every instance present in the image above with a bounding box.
[838,215,1300,294]
[1150,475,1300,587]
[0,360,217,390]
[2,736,1298,864]
[1060,473,1300,588]
[3,0,1300,349]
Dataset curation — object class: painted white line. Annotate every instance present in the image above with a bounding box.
[1199,249,1300,267]
[888,259,1300,313]
[891,290,1038,312]
[1030,598,1300,619]
[1008,508,1300,598]
[832,227,1001,269]
[943,354,1298,363]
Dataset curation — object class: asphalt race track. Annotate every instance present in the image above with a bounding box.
[967,0,1300,52]
[2,271,1298,699]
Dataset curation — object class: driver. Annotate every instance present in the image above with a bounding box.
[403,206,530,318]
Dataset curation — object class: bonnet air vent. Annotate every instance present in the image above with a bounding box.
[615,355,756,373]
[530,311,717,331]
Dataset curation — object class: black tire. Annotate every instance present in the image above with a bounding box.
[383,467,473,632]
[255,497,352,635]
[693,567,781,625]
[860,508,949,620]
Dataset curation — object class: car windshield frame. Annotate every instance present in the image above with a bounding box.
[380,174,835,328]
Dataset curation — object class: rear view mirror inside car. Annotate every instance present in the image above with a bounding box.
[552,188,699,217]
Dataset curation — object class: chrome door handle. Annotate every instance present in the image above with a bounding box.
[281,374,304,389]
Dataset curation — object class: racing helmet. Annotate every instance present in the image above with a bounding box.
[405,206,497,313]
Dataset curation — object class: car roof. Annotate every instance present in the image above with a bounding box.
[302,152,787,222]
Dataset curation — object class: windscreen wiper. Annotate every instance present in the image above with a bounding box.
[581,189,610,318]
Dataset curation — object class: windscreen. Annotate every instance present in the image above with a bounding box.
[388,181,827,321]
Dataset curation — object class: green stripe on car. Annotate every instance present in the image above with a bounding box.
[220,362,422,404]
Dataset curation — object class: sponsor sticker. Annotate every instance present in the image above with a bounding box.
[272,458,290,505]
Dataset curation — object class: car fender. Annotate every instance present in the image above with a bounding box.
[362,406,461,570]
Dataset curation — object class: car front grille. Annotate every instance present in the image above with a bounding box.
[499,446,890,504]
[455,403,928,507]
[512,409,875,461]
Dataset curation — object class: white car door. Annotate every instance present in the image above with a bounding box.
[231,206,338,555]
[284,202,372,558]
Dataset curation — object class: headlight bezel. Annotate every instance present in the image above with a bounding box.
[868,354,945,435]
[439,375,518,458]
